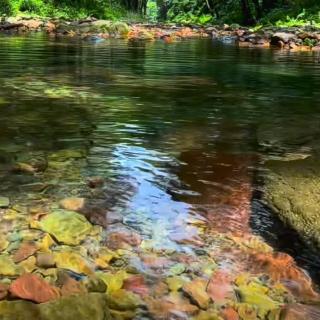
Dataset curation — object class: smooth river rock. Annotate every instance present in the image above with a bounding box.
[264,157,320,246]
[9,273,60,303]
[38,210,92,245]
[0,293,111,320]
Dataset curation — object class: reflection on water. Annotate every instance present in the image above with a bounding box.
[1,34,320,317]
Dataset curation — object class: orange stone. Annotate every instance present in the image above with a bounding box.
[9,273,60,303]
[207,270,235,304]
[221,307,240,320]
[13,242,38,263]
[60,275,86,297]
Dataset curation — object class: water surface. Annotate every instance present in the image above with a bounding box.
[1,34,320,317]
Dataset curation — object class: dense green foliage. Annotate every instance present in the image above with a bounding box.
[165,0,320,26]
[0,0,145,20]
[0,0,319,26]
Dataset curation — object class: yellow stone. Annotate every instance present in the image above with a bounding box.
[166,276,188,292]
[0,255,21,276]
[0,236,9,252]
[19,256,37,273]
[59,198,85,212]
[95,248,117,269]
[97,270,128,294]
[54,251,93,275]
[37,234,55,252]
[37,210,92,246]
[182,278,210,309]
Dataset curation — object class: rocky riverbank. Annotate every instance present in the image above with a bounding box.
[1,16,320,50]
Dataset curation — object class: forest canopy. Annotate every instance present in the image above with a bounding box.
[0,0,319,26]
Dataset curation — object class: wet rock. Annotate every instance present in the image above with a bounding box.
[13,242,38,263]
[169,226,204,247]
[59,198,85,212]
[19,256,37,273]
[151,281,169,297]
[195,309,223,320]
[87,176,104,189]
[0,197,10,208]
[0,293,111,320]
[97,270,128,294]
[107,289,143,311]
[264,157,320,247]
[271,32,296,45]
[220,307,239,320]
[94,247,118,269]
[44,21,56,33]
[168,263,186,276]
[0,254,21,276]
[182,279,210,309]
[250,252,318,300]
[236,281,281,318]
[107,227,142,249]
[166,276,188,292]
[141,254,171,270]
[0,236,9,252]
[128,27,154,41]
[123,275,149,297]
[83,277,107,293]
[0,283,9,300]
[37,210,92,245]
[54,251,93,275]
[281,304,320,320]
[60,274,86,297]
[9,273,60,303]
[12,162,37,174]
[38,234,56,252]
[110,309,136,320]
[106,211,123,224]
[146,293,198,319]
[207,270,235,304]
[36,253,56,269]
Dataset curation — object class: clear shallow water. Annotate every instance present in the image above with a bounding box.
[1,34,320,315]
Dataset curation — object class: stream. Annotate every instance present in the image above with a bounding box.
[1,34,320,319]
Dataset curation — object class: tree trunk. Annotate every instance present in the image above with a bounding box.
[240,0,255,25]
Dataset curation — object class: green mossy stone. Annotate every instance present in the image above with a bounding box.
[0,197,10,208]
[38,210,92,245]
[107,289,143,311]
[264,157,320,246]
[0,293,111,320]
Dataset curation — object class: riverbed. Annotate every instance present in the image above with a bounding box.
[0,34,320,319]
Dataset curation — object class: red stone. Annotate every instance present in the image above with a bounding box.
[123,275,149,297]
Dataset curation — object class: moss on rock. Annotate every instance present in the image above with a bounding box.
[264,156,320,246]
[0,293,111,320]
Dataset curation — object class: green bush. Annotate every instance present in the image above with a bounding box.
[0,0,15,15]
